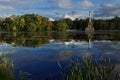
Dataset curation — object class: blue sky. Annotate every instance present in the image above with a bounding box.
[0,0,120,20]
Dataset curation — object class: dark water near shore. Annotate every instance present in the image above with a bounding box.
[0,31,120,80]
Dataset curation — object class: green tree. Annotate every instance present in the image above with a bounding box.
[45,21,53,31]
[64,18,73,29]
[55,20,68,31]
[4,18,14,31]
[13,26,17,31]
[19,18,25,31]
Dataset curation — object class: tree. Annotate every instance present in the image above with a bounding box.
[45,21,53,31]
[4,18,14,31]
[64,18,73,29]
[0,19,2,30]
[19,18,25,31]
[55,20,68,31]
[13,26,17,31]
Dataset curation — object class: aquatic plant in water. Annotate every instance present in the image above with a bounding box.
[1,55,119,80]
[58,57,120,80]
[0,55,14,80]
[0,55,29,80]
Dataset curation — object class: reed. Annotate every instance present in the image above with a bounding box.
[59,57,120,80]
[1,55,119,80]
[0,55,14,80]
[0,55,29,80]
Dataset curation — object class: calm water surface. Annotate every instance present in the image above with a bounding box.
[0,31,120,80]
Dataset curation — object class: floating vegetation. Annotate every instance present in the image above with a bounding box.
[58,57,120,80]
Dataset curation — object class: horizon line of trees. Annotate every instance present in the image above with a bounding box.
[0,14,120,32]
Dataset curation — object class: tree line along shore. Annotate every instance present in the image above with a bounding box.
[0,14,120,32]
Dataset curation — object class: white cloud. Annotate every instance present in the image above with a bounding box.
[0,0,94,19]
[76,0,94,9]
[49,11,88,20]
[0,0,94,11]
[50,0,93,9]
[64,14,75,20]
[94,3,120,17]
[49,17,55,21]
[64,13,87,20]
[58,0,72,9]
[0,14,12,18]
[0,5,14,10]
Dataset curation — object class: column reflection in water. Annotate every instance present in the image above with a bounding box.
[85,11,94,48]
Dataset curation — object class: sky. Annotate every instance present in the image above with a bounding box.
[0,0,120,20]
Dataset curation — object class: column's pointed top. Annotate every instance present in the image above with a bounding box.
[89,11,91,24]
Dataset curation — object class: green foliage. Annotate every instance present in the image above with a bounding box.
[0,55,14,80]
[63,18,73,29]
[0,30,119,47]
[13,26,17,31]
[19,18,25,31]
[0,14,120,32]
[0,55,29,80]
[55,32,68,40]
[59,58,120,80]
[55,20,68,31]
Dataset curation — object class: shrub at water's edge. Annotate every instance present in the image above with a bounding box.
[58,57,120,80]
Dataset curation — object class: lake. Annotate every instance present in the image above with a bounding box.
[0,31,120,80]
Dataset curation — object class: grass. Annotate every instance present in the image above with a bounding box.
[0,55,29,80]
[0,55,14,80]
[0,55,119,80]
[58,57,120,80]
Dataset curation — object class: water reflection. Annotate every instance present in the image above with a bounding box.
[0,31,120,80]
[0,31,119,47]
[85,11,94,48]
[0,32,119,63]
[0,40,119,61]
